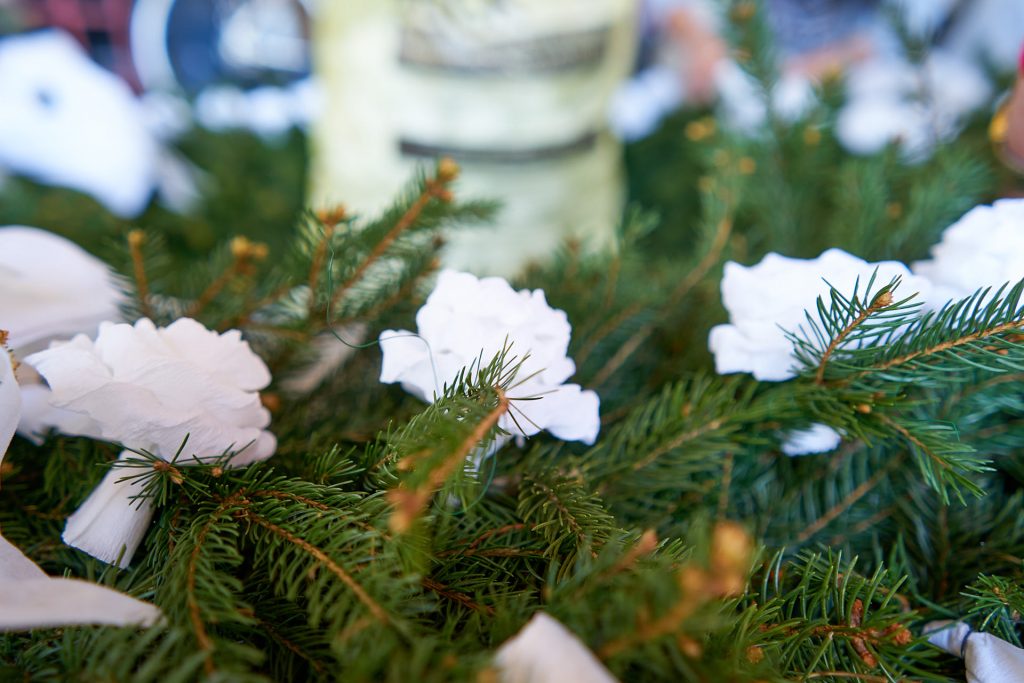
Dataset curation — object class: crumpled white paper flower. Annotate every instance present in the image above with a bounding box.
[837,50,991,161]
[379,270,599,450]
[0,226,123,356]
[0,31,159,217]
[494,613,618,683]
[926,620,1024,683]
[781,424,842,457]
[0,357,161,630]
[25,317,276,567]
[709,248,931,382]
[912,199,1024,309]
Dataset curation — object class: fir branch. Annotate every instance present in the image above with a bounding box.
[327,159,457,315]
[388,387,508,533]
[242,509,390,624]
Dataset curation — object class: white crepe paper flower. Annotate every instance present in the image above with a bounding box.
[0,31,158,217]
[379,270,599,451]
[926,620,1024,683]
[781,424,842,457]
[912,199,1024,309]
[0,355,161,629]
[709,248,931,456]
[25,318,276,567]
[494,613,618,683]
[709,248,931,382]
[0,226,122,356]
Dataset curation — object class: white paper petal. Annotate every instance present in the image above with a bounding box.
[17,383,101,445]
[709,249,931,382]
[0,351,19,464]
[926,620,1024,683]
[0,577,161,631]
[0,534,161,630]
[0,534,44,581]
[782,424,842,456]
[0,226,123,355]
[63,452,155,569]
[495,613,618,683]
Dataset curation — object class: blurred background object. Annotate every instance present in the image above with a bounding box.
[310,0,638,278]
[130,0,311,94]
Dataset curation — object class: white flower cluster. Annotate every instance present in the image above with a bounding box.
[709,248,932,456]
[379,270,600,452]
[1,225,276,568]
[709,248,931,382]
[708,197,1024,457]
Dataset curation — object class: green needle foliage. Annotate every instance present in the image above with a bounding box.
[5,4,1024,681]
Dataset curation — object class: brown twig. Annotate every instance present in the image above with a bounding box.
[388,388,508,533]
[421,577,495,615]
[815,291,893,384]
[796,457,901,543]
[630,419,724,472]
[257,616,328,675]
[843,315,1024,383]
[329,162,455,315]
[187,491,250,674]
[467,523,527,550]
[188,237,267,317]
[127,230,152,319]
[877,414,950,472]
[243,510,390,624]
[590,215,733,387]
[718,452,734,520]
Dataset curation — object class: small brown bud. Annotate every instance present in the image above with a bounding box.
[435,188,455,203]
[856,403,872,414]
[250,242,270,261]
[476,669,500,683]
[891,627,912,646]
[436,157,460,183]
[746,645,765,664]
[677,635,703,658]
[0,329,8,347]
[316,206,347,226]
[230,236,253,259]
[210,466,224,478]
[685,119,715,141]
[127,229,146,248]
[712,521,753,576]
[738,156,757,175]
[885,202,903,219]
[802,127,822,147]
[871,291,894,309]
[636,528,659,556]
[260,392,281,413]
